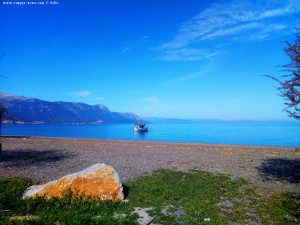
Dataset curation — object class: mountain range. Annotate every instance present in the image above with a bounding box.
[0,93,142,124]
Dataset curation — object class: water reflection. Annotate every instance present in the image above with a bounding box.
[133,131,148,140]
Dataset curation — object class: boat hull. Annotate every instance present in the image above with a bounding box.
[134,127,148,132]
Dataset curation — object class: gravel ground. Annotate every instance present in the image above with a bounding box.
[0,137,299,194]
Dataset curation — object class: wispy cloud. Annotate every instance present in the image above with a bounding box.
[156,48,225,62]
[157,0,300,62]
[167,72,204,84]
[90,96,105,101]
[199,22,263,41]
[139,96,160,105]
[70,90,91,97]
[141,35,151,40]
[69,91,105,103]
[233,23,289,42]
[120,47,131,54]
[165,62,218,84]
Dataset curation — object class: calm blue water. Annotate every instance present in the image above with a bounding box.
[1,121,300,147]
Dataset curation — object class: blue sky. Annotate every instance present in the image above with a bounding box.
[1,0,300,120]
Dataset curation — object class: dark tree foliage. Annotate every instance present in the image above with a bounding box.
[0,104,4,122]
[0,101,4,158]
[0,53,6,128]
[0,104,4,138]
[268,29,300,120]
[0,55,5,158]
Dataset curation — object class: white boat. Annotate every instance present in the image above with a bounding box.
[134,123,148,132]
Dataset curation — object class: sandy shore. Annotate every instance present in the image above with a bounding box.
[0,136,299,194]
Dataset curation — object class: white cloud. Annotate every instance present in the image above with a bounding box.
[157,0,300,61]
[200,22,263,41]
[91,96,105,101]
[157,48,207,62]
[71,90,91,97]
[165,62,218,84]
[233,23,288,42]
[120,47,131,54]
[141,35,151,40]
[157,48,225,62]
[69,91,105,103]
[139,96,160,105]
[167,73,203,84]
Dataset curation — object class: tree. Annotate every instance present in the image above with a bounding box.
[0,53,6,158]
[0,99,3,160]
[0,104,5,124]
[268,28,300,120]
[0,103,4,133]
[0,97,4,160]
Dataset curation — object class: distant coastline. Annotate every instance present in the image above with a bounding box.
[1,120,104,125]
[2,118,298,125]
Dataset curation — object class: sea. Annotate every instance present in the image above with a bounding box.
[1,121,300,147]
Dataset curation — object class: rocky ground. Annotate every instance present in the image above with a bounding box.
[0,136,299,194]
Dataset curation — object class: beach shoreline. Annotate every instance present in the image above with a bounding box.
[0,136,299,194]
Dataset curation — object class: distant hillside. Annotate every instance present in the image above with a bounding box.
[0,93,142,124]
[143,117,221,124]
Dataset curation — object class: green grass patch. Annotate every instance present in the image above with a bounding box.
[0,170,299,224]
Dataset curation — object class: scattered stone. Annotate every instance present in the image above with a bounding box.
[247,221,262,225]
[220,187,228,193]
[161,205,185,218]
[229,222,241,225]
[113,212,127,219]
[246,209,256,217]
[133,207,155,225]
[174,207,185,218]
[10,215,39,221]
[161,205,171,216]
[232,197,251,205]
[23,163,124,200]
[217,200,235,208]
[203,217,211,222]
[228,220,261,225]
[232,198,243,204]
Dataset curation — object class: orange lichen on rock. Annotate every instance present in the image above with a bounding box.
[23,164,124,200]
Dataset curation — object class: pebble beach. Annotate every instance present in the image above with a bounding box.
[0,136,299,194]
